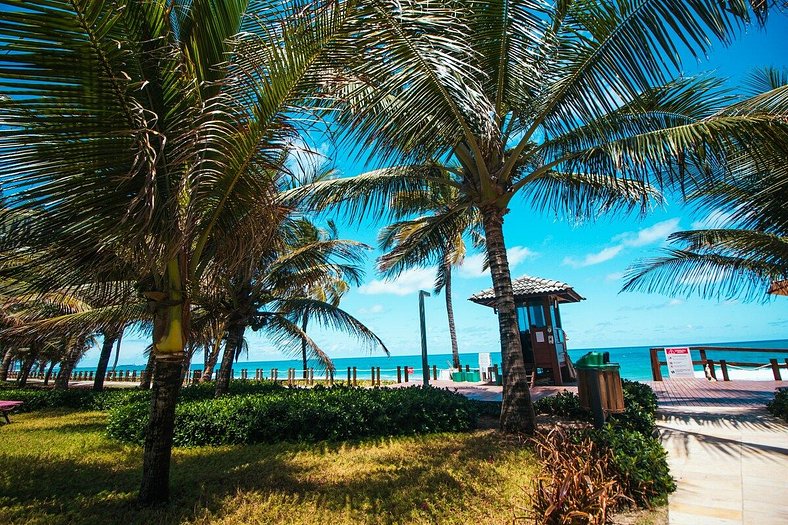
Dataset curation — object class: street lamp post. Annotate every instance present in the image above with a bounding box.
[419,290,431,386]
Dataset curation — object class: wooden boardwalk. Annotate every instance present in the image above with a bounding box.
[651,379,788,525]
[646,379,782,409]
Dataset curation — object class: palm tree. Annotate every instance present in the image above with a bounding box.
[0,0,377,503]
[211,216,383,396]
[290,1,779,433]
[623,69,788,301]
[378,175,484,369]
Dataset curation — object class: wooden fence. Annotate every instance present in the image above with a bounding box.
[649,346,788,381]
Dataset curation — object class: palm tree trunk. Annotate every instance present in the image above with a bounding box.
[201,335,223,382]
[139,258,188,505]
[0,348,12,381]
[480,206,535,434]
[94,331,119,391]
[55,342,80,390]
[180,343,195,386]
[140,350,156,389]
[17,353,37,387]
[44,361,56,385]
[443,258,461,369]
[111,330,123,374]
[301,313,309,379]
[215,324,244,397]
[138,355,182,505]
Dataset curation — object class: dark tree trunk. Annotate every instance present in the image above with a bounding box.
[0,348,13,381]
[138,357,182,505]
[17,353,36,387]
[301,314,309,379]
[443,258,461,369]
[55,343,81,390]
[94,331,119,391]
[140,351,156,389]
[215,324,244,397]
[43,361,57,385]
[480,206,535,434]
[179,344,195,386]
[201,339,222,382]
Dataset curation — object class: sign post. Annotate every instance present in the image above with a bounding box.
[664,347,694,378]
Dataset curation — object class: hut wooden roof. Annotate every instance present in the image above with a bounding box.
[469,275,584,307]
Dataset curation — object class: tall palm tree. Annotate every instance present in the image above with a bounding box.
[623,69,788,301]
[378,175,484,369]
[290,1,780,432]
[0,0,382,503]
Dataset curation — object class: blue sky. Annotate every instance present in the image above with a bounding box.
[82,12,788,367]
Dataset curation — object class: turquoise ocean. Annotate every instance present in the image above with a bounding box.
[80,338,788,382]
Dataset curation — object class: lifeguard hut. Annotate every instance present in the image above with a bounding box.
[469,275,584,385]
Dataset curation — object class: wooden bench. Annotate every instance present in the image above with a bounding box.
[0,401,23,423]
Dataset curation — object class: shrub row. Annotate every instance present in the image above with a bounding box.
[767,388,788,422]
[0,380,284,413]
[107,385,477,446]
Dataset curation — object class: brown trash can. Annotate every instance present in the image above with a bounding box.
[575,352,625,415]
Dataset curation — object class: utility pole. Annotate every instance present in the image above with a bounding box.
[419,290,431,386]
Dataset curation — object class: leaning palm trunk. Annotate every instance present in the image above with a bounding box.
[43,361,56,385]
[17,353,36,387]
[443,258,461,369]
[215,324,245,397]
[481,207,535,434]
[54,342,81,390]
[140,350,155,389]
[94,331,119,391]
[301,314,309,379]
[0,349,12,381]
[201,337,223,382]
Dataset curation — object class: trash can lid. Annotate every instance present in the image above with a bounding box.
[574,351,620,369]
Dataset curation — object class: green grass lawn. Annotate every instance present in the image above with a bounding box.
[0,410,537,525]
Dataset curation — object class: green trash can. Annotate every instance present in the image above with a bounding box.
[451,371,465,382]
[574,352,625,424]
[465,370,481,382]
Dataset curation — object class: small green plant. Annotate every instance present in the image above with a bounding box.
[585,423,675,507]
[766,388,788,422]
[533,390,588,418]
[526,426,629,524]
[107,386,478,446]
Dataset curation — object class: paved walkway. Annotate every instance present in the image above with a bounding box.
[650,379,788,525]
[387,378,576,403]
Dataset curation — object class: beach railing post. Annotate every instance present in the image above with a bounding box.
[404,366,409,383]
[432,365,437,381]
[125,370,131,381]
[376,367,381,386]
[88,371,94,381]
[397,366,402,383]
[347,367,351,385]
[649,348,663,381]
[131,370,137,382]
[493,364,499,381]
[309,368,314,386]
[371,367,375,385]
[352,367,357,386]
[465,364,470,373]
[707,359,717,380]
[771,359,782,381]
[720,360,730,381]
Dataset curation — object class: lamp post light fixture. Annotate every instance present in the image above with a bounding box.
[419,290,431,386]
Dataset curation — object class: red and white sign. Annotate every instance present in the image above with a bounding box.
[664,347,694,378]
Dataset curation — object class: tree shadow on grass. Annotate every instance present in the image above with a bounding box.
[0,430,525,525]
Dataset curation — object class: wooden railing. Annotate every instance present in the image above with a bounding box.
[649,346,788,381]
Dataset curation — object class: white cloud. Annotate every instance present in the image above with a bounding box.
[668,299,684,306]
[606,272,625,282]
[458,246,537,278]
[564,219,680,268]
[563,245,623,268]
[613,218,681,247]
[359,268,434,296]
[359,304,385,315]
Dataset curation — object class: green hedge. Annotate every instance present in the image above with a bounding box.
[0,380,284,413]
[767,388,788,422]
[107,386,477,446]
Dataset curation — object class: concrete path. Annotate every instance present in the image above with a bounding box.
[652,380,788,525]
